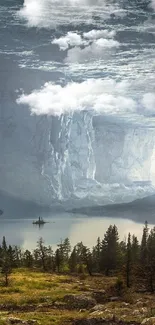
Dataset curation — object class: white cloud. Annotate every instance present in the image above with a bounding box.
[83,29,116,40]
[18,0,45,28]
[52,32,83,50]
[142,93,155,113]
[65,38,119,63]
[17,79,155,121]
[17,0,125,28]
[150,0,155,10]
[52,30,119,62]
[17,79,137,117]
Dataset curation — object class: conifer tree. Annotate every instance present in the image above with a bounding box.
[0,237,12,286]
[147,227,155,292]
[140,221,149,263]
[126,233,132,288]
[55,248,61,272]
[140,221,149,283]
[23,250,33,268]
[69,247,77,272]
[100,225,119,275]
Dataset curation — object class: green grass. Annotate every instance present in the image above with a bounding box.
[0,269,153,325]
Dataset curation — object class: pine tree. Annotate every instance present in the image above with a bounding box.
[1,237,12,286]
[2,236,7,251]
[139,221,149,285]
[92,237,101,272]
[55,249,61,273]
[61,238,71,262]
[131,235,139,264]
[100,225,119,275]
[147,227,155,292]
[69,247,77,272]
[126,233,132,288]
[23,250,33,268]
[34,237,51,271]
[74,242,93,275]
[140,221,149,263]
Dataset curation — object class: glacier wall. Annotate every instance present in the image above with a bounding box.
[1,104,155,206]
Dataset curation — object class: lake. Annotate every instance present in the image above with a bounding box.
[0,214,153,251]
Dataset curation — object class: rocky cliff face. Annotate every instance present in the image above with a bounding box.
[0,106,155,206]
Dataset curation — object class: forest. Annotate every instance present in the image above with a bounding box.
[0,221,155,292]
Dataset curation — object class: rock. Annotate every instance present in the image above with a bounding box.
[79,309,87,312]
[73,318,105,325]
[90,311,104,317]
[63,294,96,310]
[73,316,141,325]
[136,301,144,308]
[9,319,24,325]
[132,310,141,316]
[109,297,120,302]
[141,307,148,314]
[136,289,148,293]
[141,317,155,325]
[91,304,106,312]
[104,308,111,313]
[92,290,106,303]
[8,318,38,325]
[121,302,130,307]
[53,301,66,309]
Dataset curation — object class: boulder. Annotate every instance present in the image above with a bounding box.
[109,297,120,302]
[121,302,130,308]
[92,290,106,303]
[90,311,104,317]
[136,301,144,308]
[63,294,96,310]
[132,310,141,316]
[8,319,24,325]
[141,307,148,314]
[91,305,106,312]
[8,318,38,325]
[73,317,141,325]
[73,318,106,325]
[141,318,155,325]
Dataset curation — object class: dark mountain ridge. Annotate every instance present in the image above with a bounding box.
[0,190,52,219]
[69,194,155,224]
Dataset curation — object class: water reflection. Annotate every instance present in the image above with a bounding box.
[33,223,45,230]
[0,214,154,251]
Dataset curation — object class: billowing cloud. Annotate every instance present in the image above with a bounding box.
[65,39,119,63]
[142,93,155,113]
[17,0,125,28]
[83,29,116,40]
[52,32,84,50]
[52,30,119,62]
[151,0,155,10]
[16,79,155,120]
[52,29,116,50]
[16,79,136,117]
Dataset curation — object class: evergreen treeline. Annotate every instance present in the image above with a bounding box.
[1,221,155,291]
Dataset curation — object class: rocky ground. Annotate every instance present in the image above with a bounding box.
[0,269,155,325]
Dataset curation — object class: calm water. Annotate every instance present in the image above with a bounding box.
[0,214,154,250]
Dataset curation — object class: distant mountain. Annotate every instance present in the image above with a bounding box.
[0,190,53,219]
[69,194,155,224]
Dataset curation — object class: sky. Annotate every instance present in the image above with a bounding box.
[0,0,155,206]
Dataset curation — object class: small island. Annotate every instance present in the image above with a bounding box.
[32,216,47,225]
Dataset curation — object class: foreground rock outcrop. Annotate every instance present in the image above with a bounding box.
[73,318,140,325]
[63,294,97,310]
